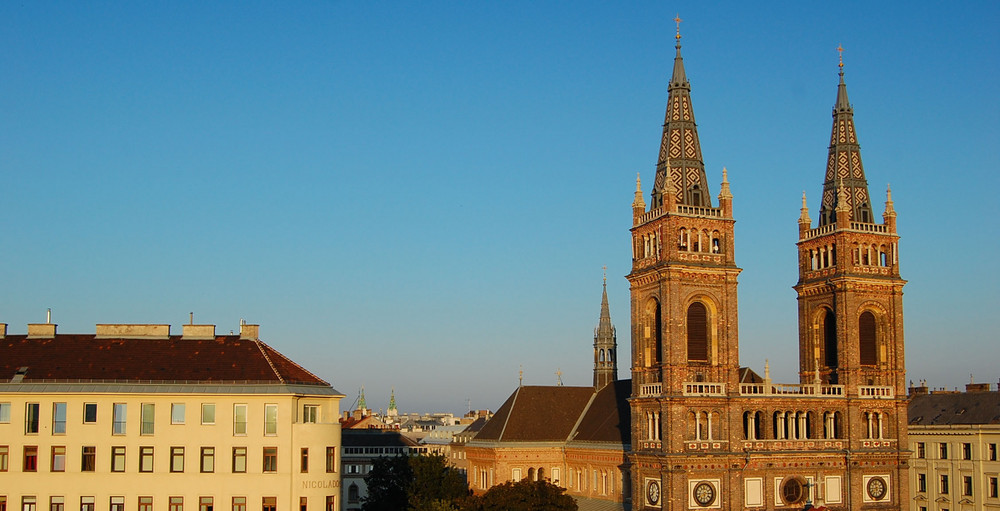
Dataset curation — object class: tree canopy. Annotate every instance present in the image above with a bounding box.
[466,479,577,511]
[362,454,470,511]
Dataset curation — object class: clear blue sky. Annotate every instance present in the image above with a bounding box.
[2,2,997,414]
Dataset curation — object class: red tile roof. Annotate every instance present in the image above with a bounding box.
[0,334,327,385]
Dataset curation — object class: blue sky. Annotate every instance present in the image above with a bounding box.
[2,2,998,414]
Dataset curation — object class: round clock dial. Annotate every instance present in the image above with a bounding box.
[867,476,887,500]
[647,481,660,505]
[694,482,715,506]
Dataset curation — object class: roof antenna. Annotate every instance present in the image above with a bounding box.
[189,312,194,325]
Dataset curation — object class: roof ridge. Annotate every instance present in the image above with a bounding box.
[255,339,329,385]
[566,389,599,442]
[497,386,520,441]
[253,339,285,384]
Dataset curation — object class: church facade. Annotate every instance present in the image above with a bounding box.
[627,29,909,510]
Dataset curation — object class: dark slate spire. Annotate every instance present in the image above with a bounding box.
[651,15,711,209]
[818,48,875,226]
[593,269,617,389]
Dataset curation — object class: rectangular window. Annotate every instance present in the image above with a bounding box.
[941,474,950,494]
[989,443,998,461]
[263,447,277,473]
[326,447,336,473]
[138,498,152,511]
[109,497,124,511]
[0,445,8,471]
[201,447,215,473]
[201,404,216,425]
[232,447,247,473]
[112,404,127,435]
[962,442,972,460]
[83,403,97,424]
[171,447,184,472]
[23,497,37,511]
[26,403,40,434]
[262,498,276,511]
[52,403,67,434]
[964,475,973,496]
[233,404,247,436]
[169,497,183,511]
[990,476,998,498]
[303,405,318,424]
[324,497,335,511]
[80,497,95,511]
[111,446,126,472]
[917,473,926,492]
[0,402,10,423]
[916,442,925,458]
[49,497,63,511]
[199,498,212,511]
[940,442,949,459]
[51,446,66,472]
[231,498,245,511]
[81,446,96,472]
[264,405,278,435]
[139,447,154,473]
[24,445,38,471]
[141,404,155,435]
[300,448,308,473]
[299,498,306,511]
[171,404,185,424]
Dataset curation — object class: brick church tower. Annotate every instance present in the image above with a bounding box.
[627,28,909,509]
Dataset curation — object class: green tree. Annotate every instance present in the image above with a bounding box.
[362,454,470,511]
[465,479,577,511]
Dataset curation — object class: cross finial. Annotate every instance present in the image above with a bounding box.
[556,369,563,386]
[519,365,523,387]
[837,45,844,69]
[602,265,607,284]
[674,14,683,42]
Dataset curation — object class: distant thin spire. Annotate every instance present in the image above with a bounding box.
[884,184,896,216]
[799,191,811,224]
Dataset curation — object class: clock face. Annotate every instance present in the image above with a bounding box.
[694,482,716,506]
[867,476,887,500]
[647,481,660,505]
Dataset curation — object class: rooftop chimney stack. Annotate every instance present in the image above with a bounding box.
[239,322,260,340]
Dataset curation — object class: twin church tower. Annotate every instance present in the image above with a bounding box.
[598,23,908,510]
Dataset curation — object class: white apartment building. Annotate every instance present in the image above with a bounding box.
[0,321,344,511]
[908,383,1000,511]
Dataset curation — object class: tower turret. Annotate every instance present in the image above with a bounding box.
[593,269,618,389]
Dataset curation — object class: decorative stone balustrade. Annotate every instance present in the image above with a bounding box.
[739,383,845,397]
[639,383,662,397]
[683,382,726,396]
[858,385,894,398]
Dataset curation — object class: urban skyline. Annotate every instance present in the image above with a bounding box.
[2,2,997,414]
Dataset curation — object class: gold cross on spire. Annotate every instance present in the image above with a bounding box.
[837,44,844,69]
[602,265,607,284]
[674,14,683,41]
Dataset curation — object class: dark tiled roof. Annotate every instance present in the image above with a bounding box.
[909,392,1000,425]
[0,334,326,385]
[475,386,596,442]
[739,367,763,384]
[572,379,631,444]
[342,430,419,447]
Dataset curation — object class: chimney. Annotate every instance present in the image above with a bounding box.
[182,324,216,340]
[27,323,57,338]
[0,323,6,339]
[239,321,260,340]
[95,324,170,339]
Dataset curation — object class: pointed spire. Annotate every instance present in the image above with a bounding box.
[358,386,367,411]
[883,184,896,216]
[633,173,646,210]
[594,269,617,389]
[388,387,397,412]
[718,167,732,200]
[799,191,811,224]
[671,14,687,86]
[819,47,873,226]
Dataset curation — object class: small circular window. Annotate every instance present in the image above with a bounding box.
[781,477,806,504]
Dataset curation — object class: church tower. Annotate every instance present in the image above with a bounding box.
[593,270,618,389]
[628,20,741,506]
[794,54,906,395]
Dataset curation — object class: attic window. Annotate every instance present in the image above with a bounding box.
[11,367,28,383]
[956,409,966,415]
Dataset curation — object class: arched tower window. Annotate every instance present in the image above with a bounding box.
[859,311,877,365]
[644,299,662,366]
[687,302,708,362]
[823,309,838,372]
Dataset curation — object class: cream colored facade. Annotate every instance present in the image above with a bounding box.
[909,424,1000,511]
[0,322,344,511]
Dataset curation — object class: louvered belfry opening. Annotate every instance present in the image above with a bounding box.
[824,309,838,369]
[859,311,878,365]
[687,302,708,361]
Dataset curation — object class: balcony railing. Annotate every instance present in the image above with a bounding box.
[683,382,726,396]
[858,385,894,398]
[739,383,845,397]
[639,383,662,397]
